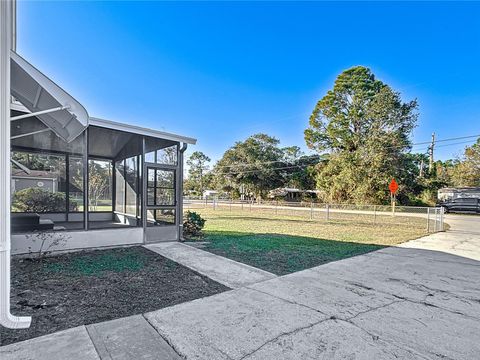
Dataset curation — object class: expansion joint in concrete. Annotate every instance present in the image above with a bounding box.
[141,314,187,360]
[239,317,334,360]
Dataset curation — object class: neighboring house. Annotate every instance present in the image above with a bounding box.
[268,187,321,202]
[203,189,219,199]
[438,187,480,201]
[11,168,58,193]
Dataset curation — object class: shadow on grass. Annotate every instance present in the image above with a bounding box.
[201,230,386,276]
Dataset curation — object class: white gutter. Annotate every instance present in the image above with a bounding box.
[0,0,31,329]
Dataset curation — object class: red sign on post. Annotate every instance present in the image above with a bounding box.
[389,179,399,194]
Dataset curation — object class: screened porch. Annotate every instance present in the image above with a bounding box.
[11,113,186,242]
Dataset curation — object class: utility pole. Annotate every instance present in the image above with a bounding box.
[419,158,424,178]
[428,132,435,174]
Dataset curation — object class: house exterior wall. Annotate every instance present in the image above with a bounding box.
[12,176,56,192]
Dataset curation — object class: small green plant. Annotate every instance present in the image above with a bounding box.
[46,252,146,276]
[183,211,206,239]
[12,188,75,212]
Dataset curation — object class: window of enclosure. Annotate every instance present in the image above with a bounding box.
[114,156,140,218]
[115,160,125,213]
[155,209,175,225]
[68,156,84,212]
[145,151,155,163]
[146,168,175,206]
[125,156,139,216]
[147,209,176,226]
[11,151,67,213]
[10,115,86,232]
[156,145,177,165]
[144,137,178,165]
[88,159,113,212]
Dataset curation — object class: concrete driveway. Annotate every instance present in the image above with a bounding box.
[145,214,480,360]
[399,213,480,261]
[2,214,479,359]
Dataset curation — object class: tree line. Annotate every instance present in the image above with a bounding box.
[185,66,480,205]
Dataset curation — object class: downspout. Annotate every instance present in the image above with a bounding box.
[0,0,31,329]
[178,143,188,241]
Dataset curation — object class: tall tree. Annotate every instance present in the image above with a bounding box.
[304,66,418,204]
[451,139,480,187]
[186,151,211,195]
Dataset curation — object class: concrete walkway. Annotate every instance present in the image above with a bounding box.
[1,315,182,360]
[145,242,276,288]
[2,214,479,359]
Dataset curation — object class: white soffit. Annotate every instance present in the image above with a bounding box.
[10,51,88,143]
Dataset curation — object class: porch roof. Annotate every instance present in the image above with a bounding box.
[89,117,197,145]
[10,51,197,146]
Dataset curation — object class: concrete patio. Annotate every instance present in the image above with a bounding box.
[1,214,479,359]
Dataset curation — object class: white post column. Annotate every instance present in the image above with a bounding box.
[0,0,31,329]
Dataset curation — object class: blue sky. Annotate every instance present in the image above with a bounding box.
[16,1,480,162]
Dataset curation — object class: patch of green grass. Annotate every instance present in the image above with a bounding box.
[204,230,383,275]
[45,250,147,276]
[189,208,431,275]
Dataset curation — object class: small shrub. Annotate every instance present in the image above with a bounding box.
[183,211,206,239]
[12,188,66,212]
[26,231,70,259]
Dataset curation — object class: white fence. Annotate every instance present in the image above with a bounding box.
[184,198,446,233]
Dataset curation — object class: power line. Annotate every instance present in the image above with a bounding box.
[410,134,480,147]
[213,154,319,169]
[383,133,480,151]
[217,164,309,177]
[409,140,477,153]
[210,133,479,170]
[214,139,478,177]
[422,140,476,150]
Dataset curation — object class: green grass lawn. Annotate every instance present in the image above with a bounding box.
[189,208,431,275]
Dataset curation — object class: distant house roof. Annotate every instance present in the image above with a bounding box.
[268,187,321,197]
[438,187,480,193]
[11,168,58,179]
[203,190,219,194]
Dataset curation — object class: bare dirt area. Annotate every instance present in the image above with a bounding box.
[0,246,229,346]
